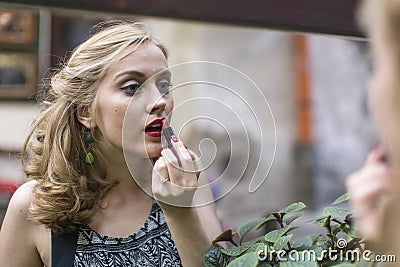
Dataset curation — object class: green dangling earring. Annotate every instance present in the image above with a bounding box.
[84,132,96,165]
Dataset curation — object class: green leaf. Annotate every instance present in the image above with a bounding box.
[316,239,330,247]
[240,237,262,247]
[247,242,268,254]
[280,263,304,267]
[258,263,273,267]
[309,234,323,244]
[311,246,324,261]
[313,216,331,227]
[291,236,313,248]
[312,235,330,248]
[330,264,357,267]
[226,252,258,267]
[341,226,360,239]
[280,260,318,267]
[281,202,307,214]
[332,193,350,205]
[275,234,293,250]
[284,212,304,225]
[323,207,350,220]
[204,244,230,267]
[212,229,236,245]
[255,214,275,230]
[279,248,319,267]
[222,244,252,257]
[237,218,263,242]
[264,226,297,243]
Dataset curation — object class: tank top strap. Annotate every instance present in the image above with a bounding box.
[51,226,80,267]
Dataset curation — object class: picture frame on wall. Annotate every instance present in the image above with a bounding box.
[0,9,36,46]
[0,52,37,99]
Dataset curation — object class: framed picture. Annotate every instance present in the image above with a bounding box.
[0,52,37,99]
[51,13,100,67]
[0,9,36,46]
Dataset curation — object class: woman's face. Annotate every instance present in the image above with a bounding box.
[94,42,173,159]
[369,24,400,166]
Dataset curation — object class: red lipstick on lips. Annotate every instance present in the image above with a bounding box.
[145,118,164,137]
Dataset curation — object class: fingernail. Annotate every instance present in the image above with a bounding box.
[171,135,179,143]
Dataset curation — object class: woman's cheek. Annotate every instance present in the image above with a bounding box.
[166,97,174,115]
[369,71,400,162]
[368,73,384,124]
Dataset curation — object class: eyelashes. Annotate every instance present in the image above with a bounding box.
[157,79,173,94]
[120,82,140,95]
[120,79,172,96]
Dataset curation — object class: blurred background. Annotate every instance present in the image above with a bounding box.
[0,2,377,234]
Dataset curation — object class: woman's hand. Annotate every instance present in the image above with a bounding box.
[152,137,222,267]
[151,137,211,267]
[346,145,396,252]
[152,137,199,211]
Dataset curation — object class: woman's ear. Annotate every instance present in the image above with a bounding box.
[77,106,96,129]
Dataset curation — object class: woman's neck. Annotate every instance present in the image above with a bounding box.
[101,153,153,196]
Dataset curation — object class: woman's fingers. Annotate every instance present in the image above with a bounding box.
[152,157,170,197]
[160,144,197,188]
[152,137,200,208]
[347,164,392,211]
[187,149,202,179]
[346,156,394,248]
[161,148,183,185]
[364,143,387,166]
[347,164,392,192]
[171,138,194,171]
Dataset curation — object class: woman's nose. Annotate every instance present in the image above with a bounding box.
[147,88,167,114]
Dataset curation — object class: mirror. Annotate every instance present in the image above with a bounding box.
[0,4,375,233]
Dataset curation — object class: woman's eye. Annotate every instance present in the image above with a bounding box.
[120,82,140,95]
[157,79,172,94]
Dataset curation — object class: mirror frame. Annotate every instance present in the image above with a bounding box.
[1,0,362,37]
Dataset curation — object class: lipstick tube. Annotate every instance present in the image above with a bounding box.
[162,118,182,167]
[162,118,175,149]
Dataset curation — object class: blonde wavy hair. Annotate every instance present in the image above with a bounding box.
[23,20,167,234]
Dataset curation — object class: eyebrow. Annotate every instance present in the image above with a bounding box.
[115,70,146,80]
[115,69,171,80]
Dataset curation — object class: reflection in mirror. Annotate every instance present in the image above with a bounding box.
[0,6,376,237]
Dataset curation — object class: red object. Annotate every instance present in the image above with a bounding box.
[295,35,313,144]
[145,118,165,137]
[171,135,179,143]
[145,131,162,137]
[161,117,169,129]
[0,181,20,194]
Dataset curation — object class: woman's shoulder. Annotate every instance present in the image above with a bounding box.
[2,179,49,237]
[8,180,37,214]
[0,180,48,267]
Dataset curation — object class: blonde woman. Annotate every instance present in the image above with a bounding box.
[346,0,400,260]
[0,21,221,266]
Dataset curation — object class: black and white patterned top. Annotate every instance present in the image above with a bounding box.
[73,202,182,267]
